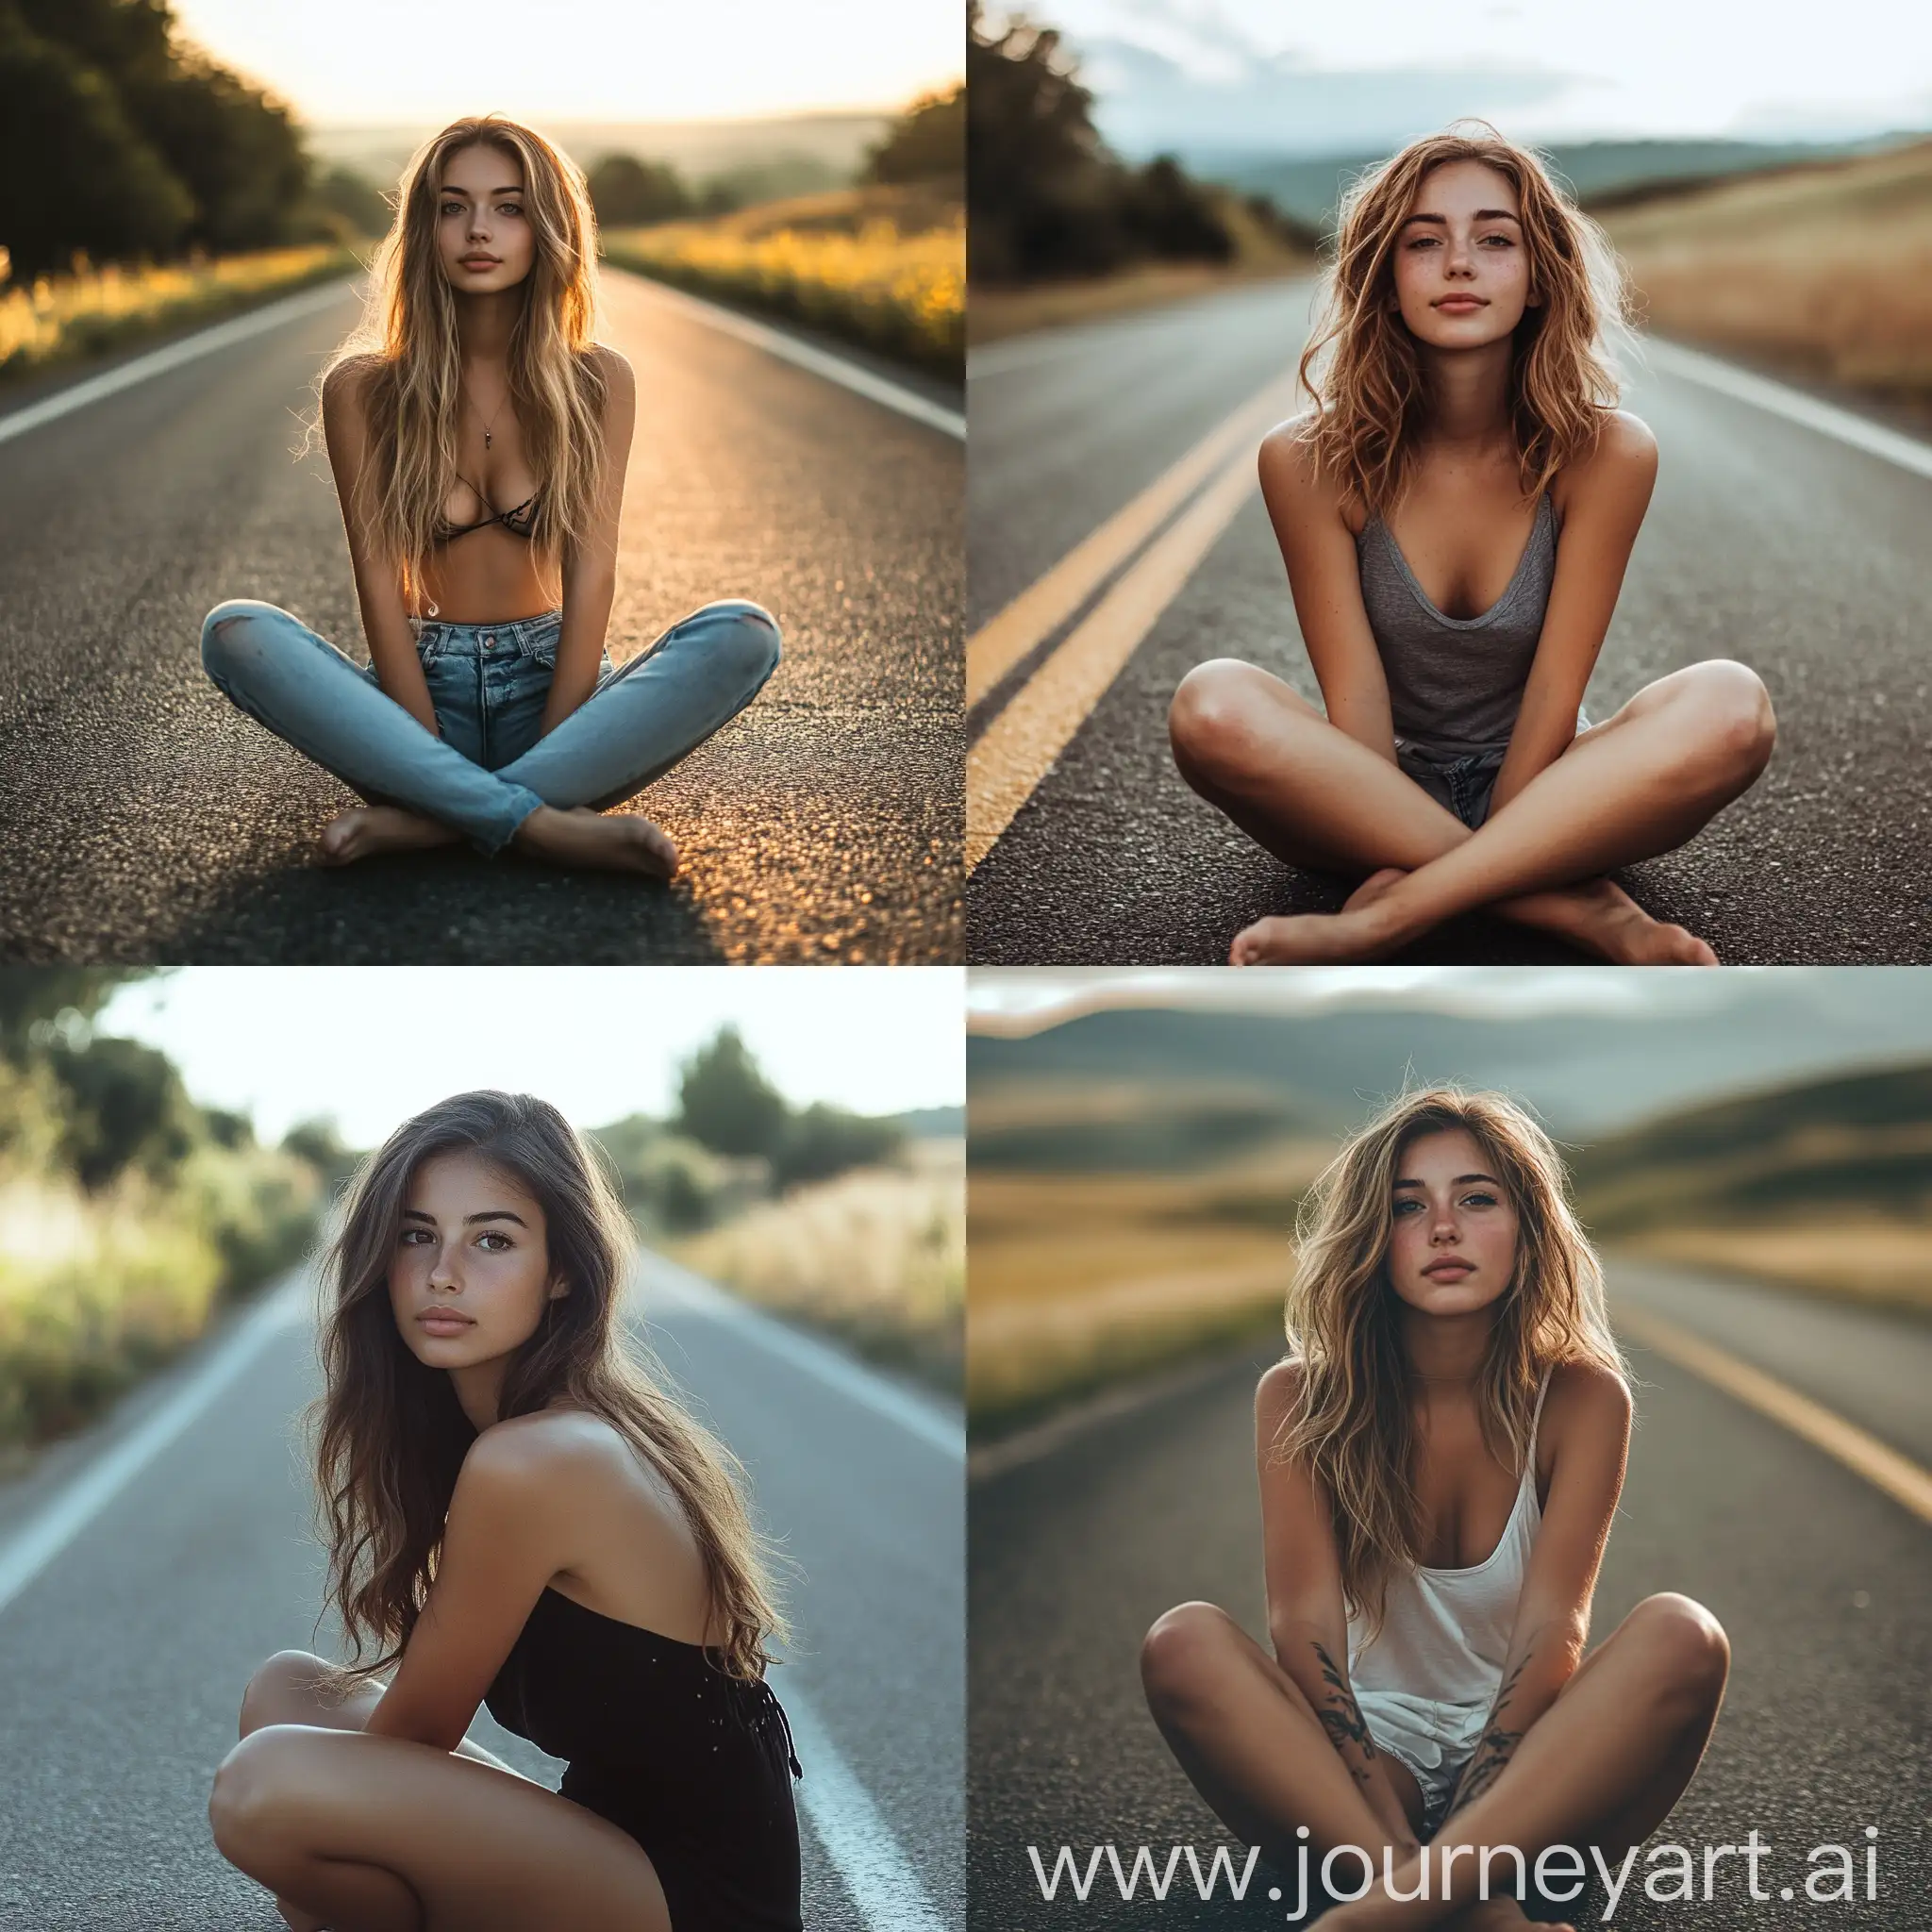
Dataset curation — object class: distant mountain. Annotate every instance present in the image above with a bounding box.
[1201,138,1886,231]
[1574,1061,1932,1232]
[890,1105,964,1140]
[968,975,1932,1140]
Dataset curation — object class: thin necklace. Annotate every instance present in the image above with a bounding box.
[470,385,508,450]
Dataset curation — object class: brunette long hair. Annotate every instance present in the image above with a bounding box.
[1297,123,1631,515]
[312,1091,785,1682]
[1270,1088,1626,1641]
[313,115,611,617]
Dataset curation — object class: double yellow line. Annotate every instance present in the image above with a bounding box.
[965,370,1304,874]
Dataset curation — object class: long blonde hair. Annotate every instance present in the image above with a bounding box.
[317,116,611,616]
[1271,1088,1626,1641]
[312,1091,786,1683]
[1298,122,1632,516]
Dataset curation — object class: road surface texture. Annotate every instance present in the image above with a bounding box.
[0,1257,963,1930]
[968,1258,1931,1927]
[967,280,1932,964]
[0,272,962,962]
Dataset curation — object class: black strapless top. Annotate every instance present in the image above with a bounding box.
[435,485,540,544]
[485,1587,803,1932]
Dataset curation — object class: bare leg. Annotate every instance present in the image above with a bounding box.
[1210,661,1774,965]
[1320,1594,1731,1931]
[209,1724,672,1932]
[1169,660,1719,963]
[319,809,461,865]
[1141,1603,1424,1867]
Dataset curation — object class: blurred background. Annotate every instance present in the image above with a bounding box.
[969,966,1932,1429]
[968,0,1932,408]
[966,965,1932,1929]
[0,965,963,1468]
[0,0,963,388]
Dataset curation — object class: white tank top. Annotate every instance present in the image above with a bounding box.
[1346,1368,1552,1711]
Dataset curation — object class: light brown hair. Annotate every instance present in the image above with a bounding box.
[1298,122,1631,516]
[1271,1087,1626,1640]
[312,1091,785,1682]
[315,116,610,617]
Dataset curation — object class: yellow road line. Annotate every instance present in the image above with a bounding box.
[966,441,1266,873]
[965,373,1300,708]
[1616,1303,1932,1527]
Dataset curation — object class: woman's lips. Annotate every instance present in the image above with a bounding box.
[1434,297,1486,312]
[459,258,500,270]
[1424,1259,1474,1278]
[417,1309,475,1332]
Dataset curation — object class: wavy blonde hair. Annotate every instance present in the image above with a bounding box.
[312,1091,787,1684]
[1270,1087,1626,1641]
[315,116,610,617]
[1298,122,1632,516]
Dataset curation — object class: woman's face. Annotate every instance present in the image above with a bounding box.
[1389,158,1536,351]
[389,1149,562,1367]
[1384,1126,1521,1317]
[434,142,536,295]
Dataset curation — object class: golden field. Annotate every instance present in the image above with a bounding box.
[603,183,962,376]
[1610,1218,1932,1318]
[1607,139,1932,405]
[670,1138,963,1391]
[0,244,354,385]
[968,1129,1327,1429]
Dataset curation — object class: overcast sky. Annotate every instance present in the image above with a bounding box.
[172,0,962,125]
[1041,0,1932,145]
[101,969,963,1145]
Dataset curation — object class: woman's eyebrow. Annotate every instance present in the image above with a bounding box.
[1401,209,1521,226]
[1392,1172,1504,1189]
[399,1207,528,1225]
[439,184,525,196]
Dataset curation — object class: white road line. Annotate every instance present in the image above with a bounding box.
[784,1687,948,1932]
[1644,337,1932,483]
[638,1255,965,1460]
[0,277,354,449]
[0,1272,310,1620]
[612,269,965,441]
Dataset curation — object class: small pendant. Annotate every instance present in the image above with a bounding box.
[484,428,492,449]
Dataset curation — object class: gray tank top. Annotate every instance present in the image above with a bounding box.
[1357,493,1558,760]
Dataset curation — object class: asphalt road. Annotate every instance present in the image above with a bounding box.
[967,1260,1932,1928]
[966,280,1932,964]
[0,1258,964,1931]
[0,272,962,963]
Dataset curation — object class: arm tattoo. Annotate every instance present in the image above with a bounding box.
[1310,1639,1378,1783]
[1443,1652,1530,1821]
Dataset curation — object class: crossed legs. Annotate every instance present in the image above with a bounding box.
[1141,1595,1730,1931]
[210,1649,671,1932]
[1167,658,1775,965]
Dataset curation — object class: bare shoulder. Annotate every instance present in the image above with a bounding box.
[465,1408,690,1546]
[1257,412,1327,497]
[586,342,636,404]
[321,352,381,419]
[1256,1355,1307,1433]
[1543,1357,1633,1456]
[1559,408,1657,510]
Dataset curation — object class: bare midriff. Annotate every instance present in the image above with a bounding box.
[415,522,560,624]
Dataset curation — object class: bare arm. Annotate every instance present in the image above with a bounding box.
[1257,1360,1418,1850]
[538,346,636,738]
[1439,1361,1632,1824]
[1257,425,1399,762]
[321,358,440,736]
[1488,412,1658,814]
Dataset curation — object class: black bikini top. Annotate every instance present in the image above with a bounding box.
[435,479,541,543]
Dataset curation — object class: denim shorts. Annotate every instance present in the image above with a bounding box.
[363,608,613,772]
[1397,712,1592,830]
[1355,1690,1487,1840]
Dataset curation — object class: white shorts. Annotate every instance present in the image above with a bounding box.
[1355,1689,1490,1839]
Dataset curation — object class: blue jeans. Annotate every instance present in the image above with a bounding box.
[201,600,781,854]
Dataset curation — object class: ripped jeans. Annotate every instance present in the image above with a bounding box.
[200,600,781,854]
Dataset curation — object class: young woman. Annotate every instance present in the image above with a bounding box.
[201,116,781,878]
[208,1091,802,1932]
[1141,1090,1729,1930]
[1167,126,1775,967]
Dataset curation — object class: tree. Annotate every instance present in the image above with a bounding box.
[587,154,690,229]
[313,164,391,241]
[675,1026,789,1160]
[772,1104,904,1191]
[865,84,964,186]
[43,1032,199,1191]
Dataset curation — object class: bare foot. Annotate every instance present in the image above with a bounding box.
[320,806,459,864]
[1231,908,1393,965]
[1343,866,1410,913]
[1543,878,1717,965]
[512,805,678,879]
[1448,1896,1573,1932]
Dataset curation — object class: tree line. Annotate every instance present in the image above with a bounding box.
[0,0,386,282]
[586,81,963,230]
[967,2,1309,284]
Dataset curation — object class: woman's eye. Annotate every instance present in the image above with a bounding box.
[498,203,524,216]
[399,1228,430,1245]
[1392,1198,1422,1214]
[477,1231,512,1252]
[1460,1191,1498,1208]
